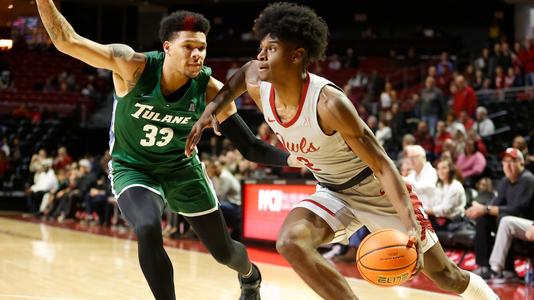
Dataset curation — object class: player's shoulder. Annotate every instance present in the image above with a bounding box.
[318,84,351,110]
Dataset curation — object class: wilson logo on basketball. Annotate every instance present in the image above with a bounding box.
[377,273,410,285]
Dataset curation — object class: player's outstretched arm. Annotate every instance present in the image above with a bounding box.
[36,0,145,91]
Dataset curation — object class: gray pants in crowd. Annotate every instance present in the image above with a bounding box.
[489,216,534,272]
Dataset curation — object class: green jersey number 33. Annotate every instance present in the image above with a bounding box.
[140,124,174,147]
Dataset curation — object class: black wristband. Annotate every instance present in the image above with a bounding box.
[220,113,289,166]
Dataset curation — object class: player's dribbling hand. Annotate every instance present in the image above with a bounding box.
[185,110,220,157]
[407,231,424,278]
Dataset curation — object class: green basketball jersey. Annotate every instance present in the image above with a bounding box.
[109,51,209,170]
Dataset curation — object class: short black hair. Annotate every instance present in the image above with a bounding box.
[253,2,328,64]
[159,10,210,43]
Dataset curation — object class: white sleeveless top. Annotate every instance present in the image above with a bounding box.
[259,73,368,185]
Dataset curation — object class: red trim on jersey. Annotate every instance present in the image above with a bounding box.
[405,183,435,241]
[299,199,335,217]
[269,73,310,128]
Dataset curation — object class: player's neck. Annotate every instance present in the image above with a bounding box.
[161,62,189,95]
[272,72,307,107]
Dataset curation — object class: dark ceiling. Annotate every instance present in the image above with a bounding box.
[62,0,264,6]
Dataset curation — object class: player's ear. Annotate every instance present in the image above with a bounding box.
[292,48,305,63]
[163,41,171,55]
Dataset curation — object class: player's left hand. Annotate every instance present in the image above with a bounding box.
[407,229,424,278]
[287,154,304,168]
[185,107,220,157]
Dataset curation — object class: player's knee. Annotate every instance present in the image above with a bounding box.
[134,221,162,240]
[276,226,312,258]
[429,265,468,293]
[210,247,233,265]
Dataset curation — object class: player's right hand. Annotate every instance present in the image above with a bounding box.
[287,154,305,168]
[185,106,219,157]
[407,234,424,278]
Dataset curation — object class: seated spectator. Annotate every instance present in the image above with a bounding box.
[366,115,378,133]
[26,158,57,215]
[456,139,487,187]
[414,121,434,154]
[11,104,32,120]
[494,66,506,90]
[471,69,485,91]
[463,64,476,86]
[395,133,415,166]
[472,106,495,137]
[379,81,396,111]
[487,216,534,283]
[345,71,368,89]
[505,67,520,88]
[83,170,114,225]
[327,53,341,70]
[206,160,243,241]
[1,137,10,158]
[512,135,534,170]
[54,158,97,221]
[458,111,475,131]
[445,111,466,138]
[466,148,534,279]
[375,120,392,148]
[0,150,8,179]
[425,157,466,231]
[53,146,73,171]
[341,47,358,68]
[466,128,488,156]
[471,177,496,206]
[434,121,452,157]
[402,145,437,208]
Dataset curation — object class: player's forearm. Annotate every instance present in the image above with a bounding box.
[36,0,79,48]
[220,114,289,166]
[211,63,250,116]
[377,160,420,232]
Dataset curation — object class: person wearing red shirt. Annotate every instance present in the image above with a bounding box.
[452,75,478,117]
[434,121,452,156]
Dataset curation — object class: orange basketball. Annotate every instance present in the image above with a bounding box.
[356,229,418,287]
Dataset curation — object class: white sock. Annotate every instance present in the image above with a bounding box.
[460,272,499,300]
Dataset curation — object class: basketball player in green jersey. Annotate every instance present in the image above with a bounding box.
[37,1,295,299]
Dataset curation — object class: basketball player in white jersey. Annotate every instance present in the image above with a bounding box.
[186,3,498,300]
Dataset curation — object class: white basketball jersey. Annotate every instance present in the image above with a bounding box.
[260,73,368,185]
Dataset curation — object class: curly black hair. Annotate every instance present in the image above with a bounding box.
[253,2,329,64]
[159,11,210,43]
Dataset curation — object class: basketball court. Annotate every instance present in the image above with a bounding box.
[0,215,470,300]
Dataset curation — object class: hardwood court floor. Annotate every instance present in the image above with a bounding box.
[0,216,527,300]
